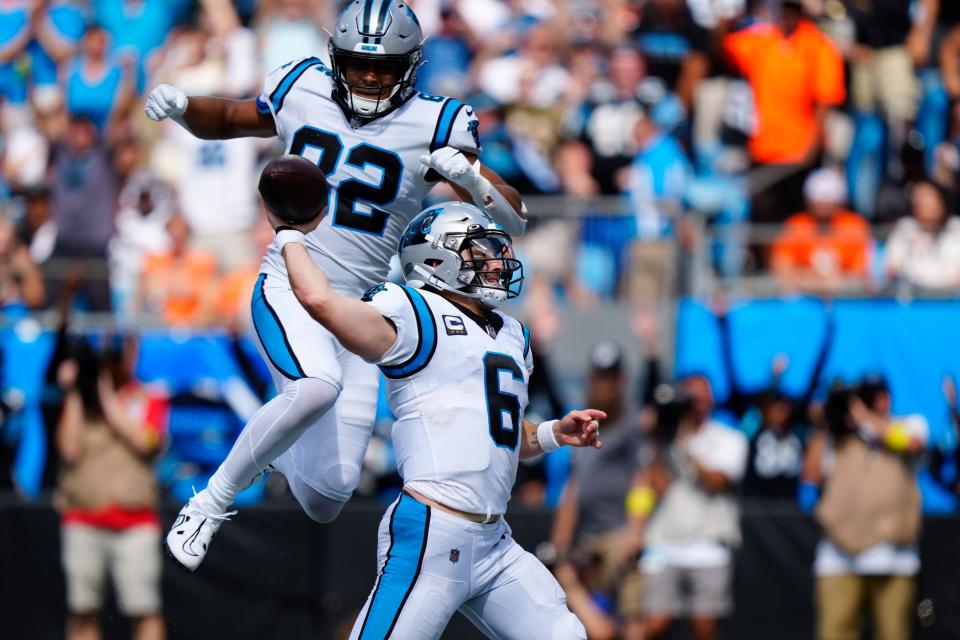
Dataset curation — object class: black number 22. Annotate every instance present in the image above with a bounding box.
[483,353,524,450]
[289,126,403,236]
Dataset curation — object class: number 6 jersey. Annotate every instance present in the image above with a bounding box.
[362,282,533,518]
[256,57,481,296]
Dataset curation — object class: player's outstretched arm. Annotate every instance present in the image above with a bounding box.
[420,149,527,236]
[144,84,276,139]
[519,409,606,460]
[281,240,397,363]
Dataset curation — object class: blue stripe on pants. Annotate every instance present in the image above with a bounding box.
[251,274,305,380]
[359,493,431,639]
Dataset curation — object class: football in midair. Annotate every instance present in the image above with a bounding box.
[258,155,330,225]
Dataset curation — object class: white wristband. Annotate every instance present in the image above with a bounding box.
[537,420,562,453]
[276,228,306,251]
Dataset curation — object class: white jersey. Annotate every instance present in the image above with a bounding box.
[257,57,482,296]
[363,282,533,517]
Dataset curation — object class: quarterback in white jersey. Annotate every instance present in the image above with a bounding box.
[269,199,604,639]
[146,0,528,571]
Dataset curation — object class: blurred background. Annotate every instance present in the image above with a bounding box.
[3,0,960,638]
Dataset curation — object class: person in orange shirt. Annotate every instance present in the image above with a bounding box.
[722,1,846,223]
[771,168,872,294]
[137,213,218,326]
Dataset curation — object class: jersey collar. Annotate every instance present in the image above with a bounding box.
[446,297,503,339]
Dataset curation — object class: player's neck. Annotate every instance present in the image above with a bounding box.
[439,290,490,318]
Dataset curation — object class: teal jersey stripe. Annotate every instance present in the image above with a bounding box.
[269,57,321,113]
[380,286,437,378]
[429,98,464,152]
[251,274,305,379]
[358,493,430,639]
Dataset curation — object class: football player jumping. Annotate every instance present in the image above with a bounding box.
[146,0,527,571]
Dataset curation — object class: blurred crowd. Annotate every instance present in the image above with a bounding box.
[2,0,960,638]
[534,308,960,640]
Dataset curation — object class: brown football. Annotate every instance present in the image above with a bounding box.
[258,155,330,225]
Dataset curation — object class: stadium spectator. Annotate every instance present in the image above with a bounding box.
[771,168,871,294]
[884,179,960,291]
[55,334,167,640]
[843,0,938,215]
[416,3,475,98]
[722,0,845,223]
[16,184,57,265]
[256,0,330,73]
[624,103,691,302]
[49,115,117,311]
[630,0,710,114]
[713,298,833,500]
[627,103,691,241]
[64,25,136,132]
[0,212,44,310]
[0,0,35,110]
[216,216,274,330]
[630,374,747,640]
[551,341,651,639]
[466,91,561,196]
[149,17,260,271]
[806,376,926,640]
[93,0,186,92]
[2,107,49,191]
[136,213,218,326]
[477,21,570,110]
[109,171,173,319]
[932,99,960,194]
[30,0,88,113]
[558,45,651,298]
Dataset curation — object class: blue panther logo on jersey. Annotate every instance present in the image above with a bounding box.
[467,119,480,149]
[361,283,388,302]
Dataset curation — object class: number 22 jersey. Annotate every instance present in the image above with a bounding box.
[363,282,533,518]
[256,57,481,296]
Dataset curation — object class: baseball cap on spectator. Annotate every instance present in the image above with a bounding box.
[589,340,623,374]
[857,373,890,406]
[803,168,847,205]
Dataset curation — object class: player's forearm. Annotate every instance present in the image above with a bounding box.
[182,96,276,139]
[519,419,543,459]
[283,243,396,361]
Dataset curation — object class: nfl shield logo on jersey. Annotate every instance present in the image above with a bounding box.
[449,548,460,563]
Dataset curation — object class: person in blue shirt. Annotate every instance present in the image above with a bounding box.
[0,1,33,106]
[64,25,134,131]
[417,4,474,97]
[626,107,691,242]
[93,0,187,93]
[30,1,88,107]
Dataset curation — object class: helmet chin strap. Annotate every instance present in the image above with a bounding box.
[349,84,401,116]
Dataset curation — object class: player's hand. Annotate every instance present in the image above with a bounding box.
[555,409,606,449]
[144,84,188,122]
[419,147,484,193]
[265,208,323,235]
